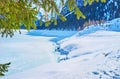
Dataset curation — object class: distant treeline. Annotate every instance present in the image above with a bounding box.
[23,0,120,31]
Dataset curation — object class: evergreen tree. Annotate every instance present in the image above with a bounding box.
[0,0,106,37]
[0,62,11,76]
[42,0,120,31]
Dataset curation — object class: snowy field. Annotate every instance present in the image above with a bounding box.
[0,30,57,76]
[0,30,77,78]
[0,18,120,79]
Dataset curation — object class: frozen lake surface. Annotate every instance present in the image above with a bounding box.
[0,30,77,76]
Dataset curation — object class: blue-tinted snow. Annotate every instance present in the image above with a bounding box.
[57,18,120,79]
[0,32,54,76]
[75,18,120,37]
[27,30,77,42]
[1,18,120,79]
[0,30,77,77]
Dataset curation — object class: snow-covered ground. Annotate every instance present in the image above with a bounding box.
[0,30,57,76]
[0,30,77,78]
[0,18,120,79]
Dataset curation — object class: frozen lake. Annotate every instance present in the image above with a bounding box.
[0,30,77,76]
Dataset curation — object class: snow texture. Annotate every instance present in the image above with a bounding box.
[0,18,120,79]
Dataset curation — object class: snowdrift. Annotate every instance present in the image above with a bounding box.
[55,18,120,79]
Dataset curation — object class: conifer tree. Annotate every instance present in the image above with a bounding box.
[0,62,11,76]
[0,0,106,37]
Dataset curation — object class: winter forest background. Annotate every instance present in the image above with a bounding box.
[34,0,120,30]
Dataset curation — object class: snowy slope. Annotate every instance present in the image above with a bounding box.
[1,18,120,79]
[55,18,120,79]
